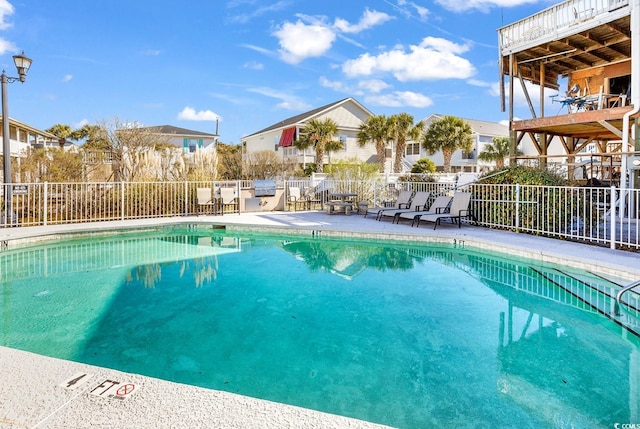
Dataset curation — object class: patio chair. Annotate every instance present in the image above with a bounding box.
[415,192,472,229]
[304,186,322,210]
[394,195,453,226]
[364,190,413,220]
[196,187,217,215]
[377,191,431,222]
[287,186,303,211]
[220,187,238,214]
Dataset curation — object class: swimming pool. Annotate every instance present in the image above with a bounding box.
[1,227,639,428]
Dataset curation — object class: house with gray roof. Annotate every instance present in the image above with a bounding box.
[406,114,511,173]
[241,97,378,171]
[140,125,219,153]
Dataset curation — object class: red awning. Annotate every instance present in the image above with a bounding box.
[278,126,296,147]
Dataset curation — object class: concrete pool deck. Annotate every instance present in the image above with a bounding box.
[1,211,639,428]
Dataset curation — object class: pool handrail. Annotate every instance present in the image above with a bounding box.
[614,279,640,316]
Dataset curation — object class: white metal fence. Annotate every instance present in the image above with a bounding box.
[1,180,639,250]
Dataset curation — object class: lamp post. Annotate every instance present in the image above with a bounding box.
[2,51,32,225]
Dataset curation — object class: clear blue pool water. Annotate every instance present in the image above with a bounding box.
[1,227,639,428]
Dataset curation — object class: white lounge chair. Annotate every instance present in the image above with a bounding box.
[416,192,472,229]
[220,187,238,214]
[377,191,431,222]
[364,190,412,220]
[287,186,303,211]
[395,195,453,226]
[196,187,217,215]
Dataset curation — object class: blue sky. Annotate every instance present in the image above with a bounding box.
[0,0,553,144]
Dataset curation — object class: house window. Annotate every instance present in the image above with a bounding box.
[405,142,421,156]
[462,149,475,160]
[339,135,347,151]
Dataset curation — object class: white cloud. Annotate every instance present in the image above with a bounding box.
[273,20,336,64]
[0,0,14,30]
[358,79,391,93]
[343,36,475,82]
[227,0,288,24]
[489,77,557,109]
[62,74,73,83]
[319,76,351,92]
[74,119,89,129]
[271,8,392,64]
[177,106,221,121]
[0,38,16,55]
[435,0,537,13]
[365,91,433,108]
[333,8,392,34]
[243,61,264,70]
[247,86,311,111]
[467,78,491,87]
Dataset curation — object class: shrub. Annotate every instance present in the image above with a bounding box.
[410,158,436,174]
[474,166,596,235]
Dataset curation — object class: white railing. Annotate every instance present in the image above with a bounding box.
[1,180,638,250]
[0,181,242,226]
[498,0,630,54]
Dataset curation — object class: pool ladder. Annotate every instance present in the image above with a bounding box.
[614,279,640,316]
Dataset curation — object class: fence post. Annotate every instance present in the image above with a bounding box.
[121,181,125,221]
[43,182,48,226]
[515,184,520,231]
[237,180,242,214]
[610,185,616,250]
[184,181,189,216]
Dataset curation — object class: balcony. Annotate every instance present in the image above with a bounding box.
[499,0,630,55]
[498,0,631,90]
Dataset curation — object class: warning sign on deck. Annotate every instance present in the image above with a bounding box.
[89,379,137,400]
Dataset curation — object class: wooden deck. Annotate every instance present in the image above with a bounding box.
[512,105,638,140]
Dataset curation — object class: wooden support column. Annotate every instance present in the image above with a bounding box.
[539,63,545,117]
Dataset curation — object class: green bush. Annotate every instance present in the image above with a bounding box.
[478,166,568,186]
[410,158,436,174]
[474,166,596,234]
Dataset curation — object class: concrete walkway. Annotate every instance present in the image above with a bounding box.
[1,211,639,429]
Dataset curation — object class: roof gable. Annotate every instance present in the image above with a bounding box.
[420,114,508,137]
[140,125,218,138]
[242,97,373,139]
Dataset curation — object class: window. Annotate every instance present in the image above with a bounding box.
[339,135,347,151]
[405,142,421,156]
[461,150,475,160]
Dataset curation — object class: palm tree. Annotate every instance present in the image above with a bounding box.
[324,138,344,169]
[389,113,423,173]
[357,115,392,173]
[293,118,339,173]
[422,116,473,173]
[46,123,74,148]
[478,136,518,169]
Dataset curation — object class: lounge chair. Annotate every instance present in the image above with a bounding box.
[364,190,413,220]
[394,195,453,226]
[415,191,472,229]
[196,187,217,215]
[377,191,431,222]
[287,186,303,211]
[220,187,239,214]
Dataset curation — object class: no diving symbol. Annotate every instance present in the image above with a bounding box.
[116,383,135,397]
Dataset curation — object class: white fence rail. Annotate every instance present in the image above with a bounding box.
[1,180,638,250]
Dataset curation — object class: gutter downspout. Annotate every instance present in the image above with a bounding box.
[620,0,640,220]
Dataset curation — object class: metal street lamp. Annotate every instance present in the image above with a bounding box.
[2,51,32,225]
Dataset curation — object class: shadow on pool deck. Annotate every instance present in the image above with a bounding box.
[1,211,639,428]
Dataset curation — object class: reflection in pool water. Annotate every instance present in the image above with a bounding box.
[1,229,639,428]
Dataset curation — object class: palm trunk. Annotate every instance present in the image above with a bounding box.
[315,146,324,173]
[376,140,386,173]
[394,140,406,173]
[443,147,453,173]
